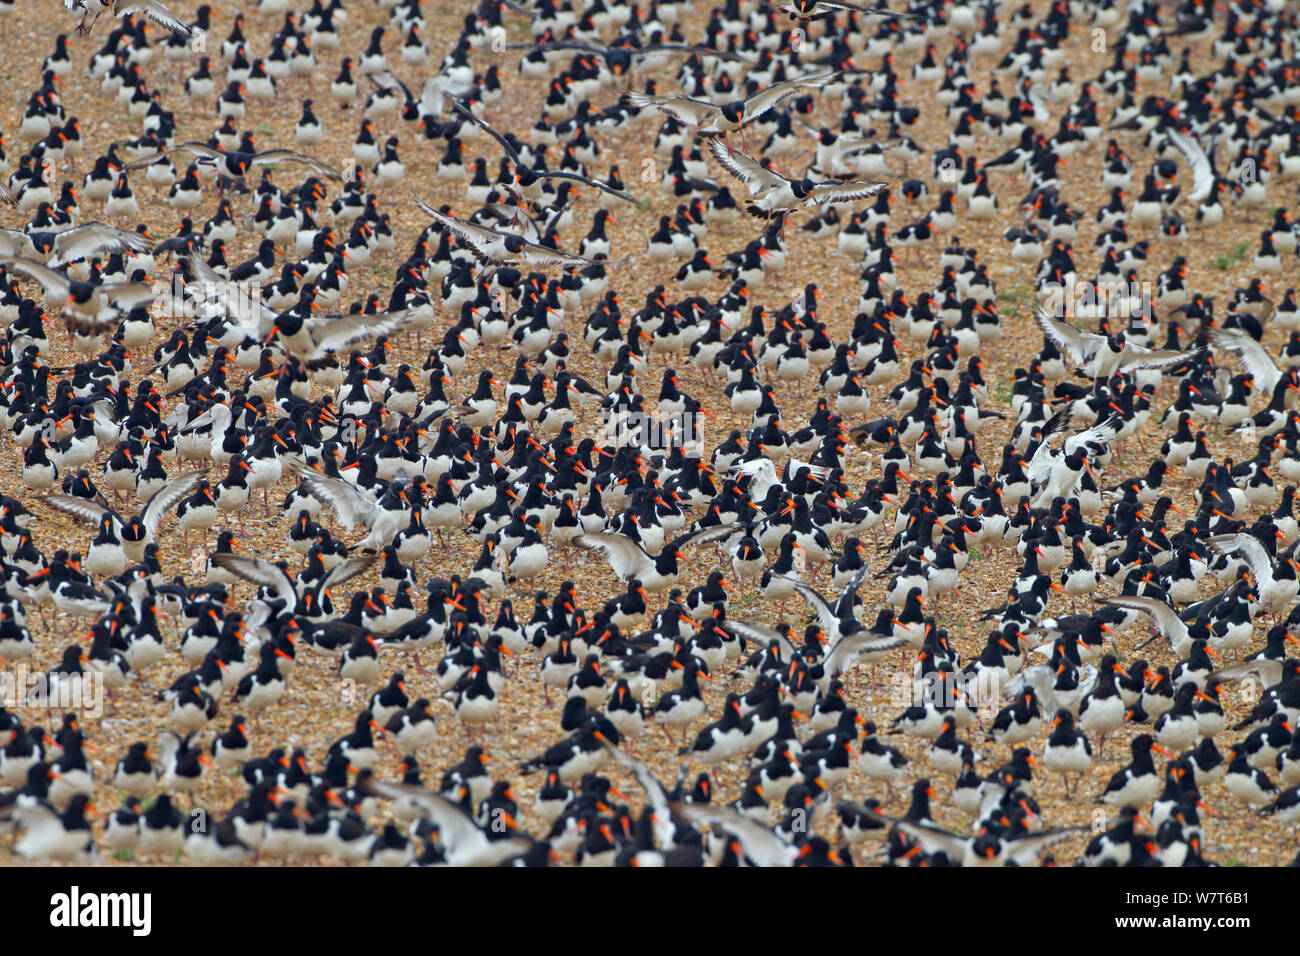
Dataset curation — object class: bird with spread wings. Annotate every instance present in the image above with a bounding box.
[448,98,640,205]
[709,138,889,223]
[0,222,150,268]
[1167,128,1216,206]
[125,142,343,182]
[414,197,604,275]
[0,256,156,334]
[1034,308,1199,379]
[626,70,839,141]
[66,0,191,37]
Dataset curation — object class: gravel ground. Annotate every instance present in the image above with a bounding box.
[0,0,1298,865]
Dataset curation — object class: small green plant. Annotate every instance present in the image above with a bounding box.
[113,849,133,862]
[998,284,1033,318]
[254,121,276,135]
[1210,242,1250,270]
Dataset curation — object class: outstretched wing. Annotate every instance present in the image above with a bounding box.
[731,459,778,479]
[741,70,837,120]
[1209,327,1281,391]
[360,779,530,864]
[141,468,211,536]
[532,168,639,204]
[447,98,528,166]
[664,522,739,556]
[1002,825,1090,865]
[824,0,922,16]
[822,630,906,680]
[1205,533,1275,585]
[369,70,415,107]
[41,494,115,526]
[669,802,797,866]
[0,227,26,257]
[708,138,788,196]
[209,554,296,605]
[124,141,224,171]
[601,741,674,849]
[806,179,890,206]
[362,781,477,843]
[624,91,719,126]
[894,820,968,859]
[630,43,754,63]
[0,257,72,296]
[413,199,507,251]
[1209,658,1283,689]
[1168,128,1214,204]
[783,577,840,633]
[50,222,152,267]
[573,532,649,579]
[1099,595,1185,652]
[1061,415,1120,458]
[449,98,637,203]
[247,149,343,181]
[1033,307,1100,364]
[517,239,599,268]
[184,248,230,292]
[319,554,383,592]
[833,563,873,618]
[302,309,420,360]
[724,619,797,658]
[153,730,184,770]
[113,0,191,36]
[1116,343,1200,373]
[285,462,381,529]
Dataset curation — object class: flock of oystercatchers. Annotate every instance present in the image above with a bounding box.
[0,0,1298,865]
